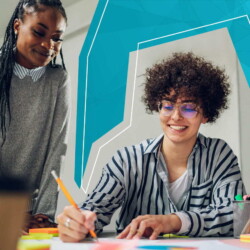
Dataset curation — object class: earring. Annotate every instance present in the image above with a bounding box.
[14,30,18,39]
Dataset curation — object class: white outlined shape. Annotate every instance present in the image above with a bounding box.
[80,0,110,190]
[80,11,250,193]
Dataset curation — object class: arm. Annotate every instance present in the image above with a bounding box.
[181,181,244,236]
[179,145,245,237]
[81,151,126,231]
[57,150,126,242]
[32,70,71,221]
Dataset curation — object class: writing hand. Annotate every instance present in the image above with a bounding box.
[57,205,97,242]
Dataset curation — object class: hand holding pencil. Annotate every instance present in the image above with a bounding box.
[51,170,98,242]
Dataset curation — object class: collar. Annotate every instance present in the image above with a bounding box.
[144,134,164,155]
[13,62,46,82]
[143,133,207,156]
[196,133,208,148]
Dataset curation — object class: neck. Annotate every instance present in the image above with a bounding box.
[161,135,198,167]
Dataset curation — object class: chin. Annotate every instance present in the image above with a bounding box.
[33,55,54,67]
[34,60,51,67]
[165,130,192,143]
[165,134,184,143]
[169,138,186,144]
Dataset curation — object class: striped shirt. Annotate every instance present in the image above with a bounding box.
[81,133,244,236]
[13,62,45,82]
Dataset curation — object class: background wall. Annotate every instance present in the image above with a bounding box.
[0,0,249,231]
[50,0,99,216]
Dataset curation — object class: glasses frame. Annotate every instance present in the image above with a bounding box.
[158,101,199,119]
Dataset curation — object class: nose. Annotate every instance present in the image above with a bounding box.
[170,107,183,121]
[41,39,54,50]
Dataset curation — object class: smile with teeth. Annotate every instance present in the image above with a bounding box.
[169,125,187,131]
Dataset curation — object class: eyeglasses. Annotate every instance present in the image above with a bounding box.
[158,101,199,119]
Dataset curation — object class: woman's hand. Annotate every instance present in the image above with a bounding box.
[117,214,181,240]
[23,212,57,232]
[28,213,57,228]
[57,205,97,242]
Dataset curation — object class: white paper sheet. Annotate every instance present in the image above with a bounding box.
[49,238,245,250]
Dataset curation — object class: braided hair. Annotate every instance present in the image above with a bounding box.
[0,0,67,142]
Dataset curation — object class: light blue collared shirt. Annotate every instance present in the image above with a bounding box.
[13,62,46,82]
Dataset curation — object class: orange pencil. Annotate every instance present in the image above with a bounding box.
[51,170,98,241]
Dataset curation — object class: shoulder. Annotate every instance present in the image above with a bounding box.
[45,65,68,76]
[198,133,238,172]
[198,133,234,152]
[45,65,70,84]
[116,135,163,160]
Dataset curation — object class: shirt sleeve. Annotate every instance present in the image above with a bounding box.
[180,143,245,237]
[175,212,191,234]
[81,150,125,231]
[32,70,71,221]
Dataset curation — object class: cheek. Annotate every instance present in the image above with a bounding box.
[191,121,202,132]
[54,43,62,54]
[16,27,29,44]
[16,37,26,53]
[16,34,34,52]
[159,114,169,126]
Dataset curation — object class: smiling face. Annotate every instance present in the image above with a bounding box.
[14,6,66,69]
[159,94,208,146]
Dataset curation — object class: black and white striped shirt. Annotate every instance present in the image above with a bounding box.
[82,133,244,236]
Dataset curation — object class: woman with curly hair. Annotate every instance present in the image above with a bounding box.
[57,52,244,241]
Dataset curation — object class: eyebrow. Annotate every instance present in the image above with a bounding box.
[37,23,64,33]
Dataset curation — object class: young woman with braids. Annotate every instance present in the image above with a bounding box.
[0,0,70,230]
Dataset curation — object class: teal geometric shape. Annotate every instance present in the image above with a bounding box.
[75,0,250,187]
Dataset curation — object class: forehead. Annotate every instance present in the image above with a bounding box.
[22,6,66,32]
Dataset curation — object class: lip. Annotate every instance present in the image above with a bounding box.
[168,124,188,133]
[34,49,52,58]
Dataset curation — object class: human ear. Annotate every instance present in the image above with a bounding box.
[13,19,21,35]
[202,117,208,124]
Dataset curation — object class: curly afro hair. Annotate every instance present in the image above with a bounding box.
[142,52,230,123]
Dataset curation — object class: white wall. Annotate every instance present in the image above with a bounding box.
[56,0,99,214]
